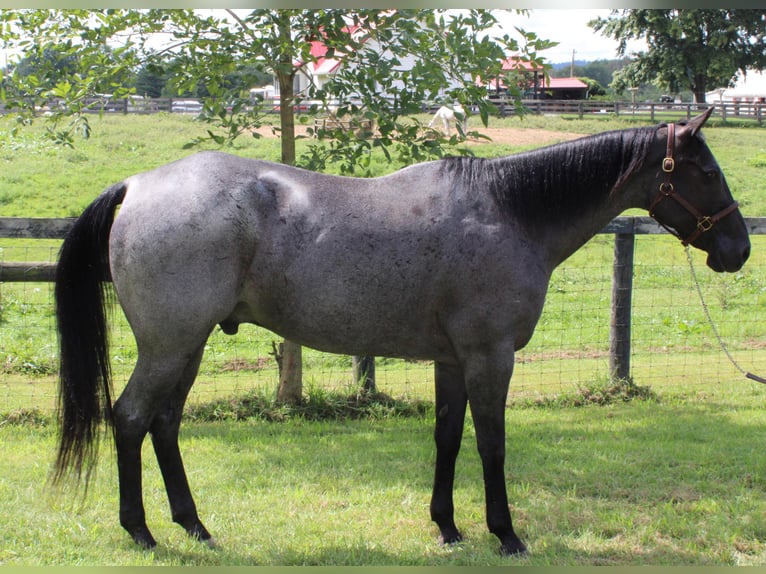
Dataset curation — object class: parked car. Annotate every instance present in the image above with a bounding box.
[171,99,204,113]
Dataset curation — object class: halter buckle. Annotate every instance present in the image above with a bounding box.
[659,181,674,195]
[662,157,675,173]
[697,216,714,232]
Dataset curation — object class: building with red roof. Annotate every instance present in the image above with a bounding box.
[481,56,589,100]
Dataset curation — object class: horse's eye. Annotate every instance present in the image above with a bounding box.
[706,169,719,180]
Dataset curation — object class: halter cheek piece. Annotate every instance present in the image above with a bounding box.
[648,122,740,246]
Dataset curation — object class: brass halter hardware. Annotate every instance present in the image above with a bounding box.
[648,122,739,246]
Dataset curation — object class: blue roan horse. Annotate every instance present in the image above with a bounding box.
[54,108,749,555]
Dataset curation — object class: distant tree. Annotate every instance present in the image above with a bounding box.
[583,59,629,91]
[133,64,166,98]
[578,77,606,98]
[590,9,766,103]
[14,47,78,86]
[162,61,272,99]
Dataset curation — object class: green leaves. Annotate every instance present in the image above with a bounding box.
[294,9,552,174]
[1,9,550,172]
[590,9,766,102]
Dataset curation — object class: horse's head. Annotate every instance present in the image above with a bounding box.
[647,107,750,272]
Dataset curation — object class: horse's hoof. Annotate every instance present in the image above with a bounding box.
[183,520,213,544]
[203,536,219,549]
[129,527,157,549]
[499,538,528,557]
[438,528,463,546]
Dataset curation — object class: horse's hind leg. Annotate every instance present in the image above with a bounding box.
[149,343,213,544]
[112,344,207,548]
[430,362,468,546]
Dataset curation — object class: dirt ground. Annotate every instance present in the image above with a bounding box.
[467,126,581,146]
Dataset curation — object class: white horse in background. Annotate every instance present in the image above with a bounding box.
[428,104,467,135]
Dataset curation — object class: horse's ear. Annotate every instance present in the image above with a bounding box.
[680,106,714,138]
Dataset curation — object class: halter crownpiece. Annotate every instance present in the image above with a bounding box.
[648,121,740,246]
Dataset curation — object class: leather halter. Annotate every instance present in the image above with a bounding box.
[648,122,740,246]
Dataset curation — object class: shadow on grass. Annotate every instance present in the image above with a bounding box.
[3,394,766,564]
[169,399,766,565]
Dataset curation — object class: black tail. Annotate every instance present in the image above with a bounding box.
[52,182,127,486]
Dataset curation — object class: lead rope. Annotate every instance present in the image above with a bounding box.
[684,245,766,385]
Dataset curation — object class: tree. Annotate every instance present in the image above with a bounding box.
[589,9,766,103]
[550,58,630,95]
[577,76,606,98]
[133,64,166,98]
[1,9,552,402]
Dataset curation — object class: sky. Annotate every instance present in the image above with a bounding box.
[1,9,646,69]
[497,9,647,64]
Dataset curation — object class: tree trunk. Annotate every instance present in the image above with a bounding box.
[693,76,707,105]
[277,76,296,166]
[352,355,376,393]
[275,340,303,404]
[274,13,302,404]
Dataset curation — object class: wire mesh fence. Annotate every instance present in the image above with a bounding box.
[1,231,765,415]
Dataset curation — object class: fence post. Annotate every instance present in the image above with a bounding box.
[609,232,635,381]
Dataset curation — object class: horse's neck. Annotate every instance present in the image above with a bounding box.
[507,134,656,269]
[533,181,642,270]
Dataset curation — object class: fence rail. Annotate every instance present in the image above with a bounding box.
[5,214,765,241]
[2,216,765,386]
[488,98,765,125]
[3,97,764,126]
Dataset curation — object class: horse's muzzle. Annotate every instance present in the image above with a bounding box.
[706,241,750,273]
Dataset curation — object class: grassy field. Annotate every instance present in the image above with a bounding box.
[1,111,765,215]
[3,393,766,565]
[1,112,766,565]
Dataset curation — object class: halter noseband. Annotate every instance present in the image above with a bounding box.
[648,122,740,246]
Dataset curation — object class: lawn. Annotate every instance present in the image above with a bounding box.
[3,392,766,565]
[1,111,766,565]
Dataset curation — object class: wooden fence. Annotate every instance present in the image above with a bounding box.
[3,216,765,384]
[3,97,764,126]
[488,98,765,125]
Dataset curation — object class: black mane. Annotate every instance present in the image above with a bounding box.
[441,126,658,223]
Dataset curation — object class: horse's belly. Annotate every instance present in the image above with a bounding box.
[234,251,456,361]
[240,290,454,361]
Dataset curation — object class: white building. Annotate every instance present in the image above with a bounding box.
[706,69,766,105]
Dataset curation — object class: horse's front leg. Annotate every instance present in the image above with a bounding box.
[430,361,468,546]
[463,349,527,556]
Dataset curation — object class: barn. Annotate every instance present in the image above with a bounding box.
[706,69,766,105]
[483,56,589,100]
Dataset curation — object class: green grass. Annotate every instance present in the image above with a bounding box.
[2,112,764,215]
[3,390,766,565]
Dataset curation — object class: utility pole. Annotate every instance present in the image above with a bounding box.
[570,49,575,77]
